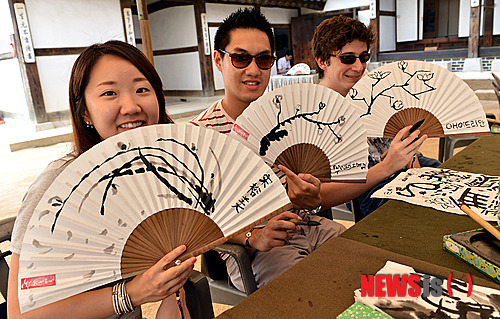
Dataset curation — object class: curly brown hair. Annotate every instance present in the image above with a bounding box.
[312,15,375,78]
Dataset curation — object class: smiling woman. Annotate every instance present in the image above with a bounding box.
[68,41,174,154]
[82,55,160,140]
[8,40,195,319]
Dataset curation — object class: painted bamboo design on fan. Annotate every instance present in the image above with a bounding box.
[49,138,218,233]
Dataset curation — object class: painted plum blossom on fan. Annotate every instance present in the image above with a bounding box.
[259,94,346,156]
[349,61,436,117]
[347,60,490,138]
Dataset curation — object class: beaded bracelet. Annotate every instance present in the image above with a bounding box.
[112,280,134,314]
[176,290,184,319]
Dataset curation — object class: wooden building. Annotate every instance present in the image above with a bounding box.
[0,0,325,130]
[312,0,500,71]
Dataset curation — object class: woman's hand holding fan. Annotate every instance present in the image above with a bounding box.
[126,245,196,306]
[18,124,293,313]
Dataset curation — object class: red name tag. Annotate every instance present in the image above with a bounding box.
[233,124,249,140]
[21,274,56,290]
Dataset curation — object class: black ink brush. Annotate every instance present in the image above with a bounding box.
[286,218,321,226]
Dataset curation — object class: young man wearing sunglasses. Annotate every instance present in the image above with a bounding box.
[191,8,345,292]
[303,15,440,219]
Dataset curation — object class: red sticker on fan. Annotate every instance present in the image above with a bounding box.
[233,124,249,140]
[20,274,56,290]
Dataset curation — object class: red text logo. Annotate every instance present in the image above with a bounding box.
[233,124,249,140]
[20,274,56,290]
[360,273,473,298]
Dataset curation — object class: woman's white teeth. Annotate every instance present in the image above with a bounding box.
[120,122,143,128]
[244,81,258,85]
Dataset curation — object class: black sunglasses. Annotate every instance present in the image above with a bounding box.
[331,53,371,65]
[218,49,276,70]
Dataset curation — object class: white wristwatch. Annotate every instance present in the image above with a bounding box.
[307,205,322,215]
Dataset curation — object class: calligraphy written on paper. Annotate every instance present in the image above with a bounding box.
[332,162,367,174]
[232,173,273,213]
[372,167,499,221]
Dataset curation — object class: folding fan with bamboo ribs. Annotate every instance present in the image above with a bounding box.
[348,60,491,138]
[18,124,292,313]
[230,83,369,182]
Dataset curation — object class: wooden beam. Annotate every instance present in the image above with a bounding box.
[148,0,195,14]
[8,0,47,124]
[153,46,199,56]
[34,47,86,56]
[206,0,326,10]
[137,0,154,65]
[369,0,380,62]
[468,4,480,58]
[379,10,395,16]
[483,0,494,47]
[194,1,215,96]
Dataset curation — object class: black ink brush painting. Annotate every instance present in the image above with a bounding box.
[230,83,370,183]
[18,124,292,313]
[349,60,490,139]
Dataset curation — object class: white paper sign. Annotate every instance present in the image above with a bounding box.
[471,0,480,7]
[123,8,136,46]
[14,3,35,63]
[201,13,210,55]
[369,0,377,19]
[372,167,499,221]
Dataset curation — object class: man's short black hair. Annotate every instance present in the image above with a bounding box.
[214,8,275,56]
[286,50,293,56]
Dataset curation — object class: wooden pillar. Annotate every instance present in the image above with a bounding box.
[468,4,480,58]
[483,0,494,47]
[137,0,154,65]
[8,0,47,124]
[193,1,215,96]
[369,0,380,62]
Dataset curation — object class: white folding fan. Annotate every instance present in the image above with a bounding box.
[18,124,292,313]
[230,83,369,182]
[348,60,491,138]
[286,63,310,75]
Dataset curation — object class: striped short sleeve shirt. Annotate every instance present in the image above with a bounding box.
[189,99,234,134]
[190,99,286,183]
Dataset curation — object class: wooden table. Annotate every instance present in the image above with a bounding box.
[216,237,498,318]
[216,134,500,318]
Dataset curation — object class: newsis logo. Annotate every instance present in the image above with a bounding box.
[360,272,473,298]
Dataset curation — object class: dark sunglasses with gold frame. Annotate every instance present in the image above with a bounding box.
[218,49,276,70]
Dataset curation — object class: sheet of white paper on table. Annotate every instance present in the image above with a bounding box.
[371,167,499,221]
